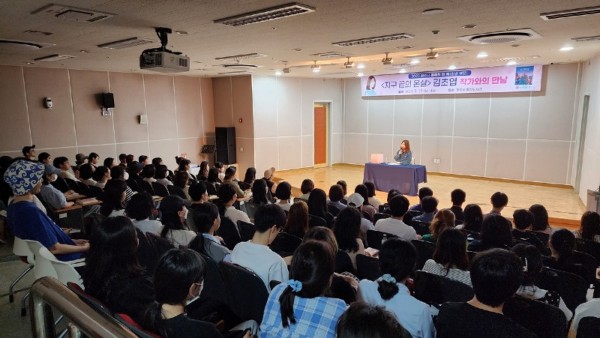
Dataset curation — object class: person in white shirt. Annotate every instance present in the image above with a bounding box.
[375,195,417,241]
[217,183,251,228]
[569,298,600,337]
[231,204,289,290]
[79,163,97,186]
[126,192,162,236]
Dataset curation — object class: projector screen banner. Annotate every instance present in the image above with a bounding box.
[361,65,543,97]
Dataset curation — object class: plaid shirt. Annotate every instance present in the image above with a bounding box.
[260,283,347,338]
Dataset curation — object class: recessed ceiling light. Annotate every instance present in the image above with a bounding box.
[410,58,420,65]
[312,68,320,73]
[399,68,407,74]
[357,72,364,77]
[356,63,365,69]
[422,8,444,15]
[80,50,88,53]
[506,60,517,66]
[448,65,457,70]
[477,51,488,58]
[175,30,188,35]
[275,70,282,76]
[560,46,574,51]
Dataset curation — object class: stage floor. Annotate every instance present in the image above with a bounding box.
[275,164,586,229]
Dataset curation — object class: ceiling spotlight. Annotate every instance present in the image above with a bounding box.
[275,70,283,76]
[506,60,517,66]
[311,61,321,73]
[357,72,364,77]
[476,51,488,58]
[382,52,393,65]
[560,46,574,52]
[399,68,407,74]
[448,65,457,70]
[344,57,354,68]
[356,63,365,69]
[410,58,420,65]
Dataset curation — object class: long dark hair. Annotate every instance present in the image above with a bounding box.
[199,161,209,180]
[243,167,256,184]
[433,228,469,271]
[207,168,219,183]
[529,204,549,232]
[173,171,189,189]
[285,201,309,238]
[187,203,220,256]
[550,229,575,266]
[463,204,483,232]
[279,241,334,328]
[251,179,269,205]
[100,179,126,216]
[377,238,416,300]
[84,216,143,300]
[511,243,542,286]
[333,207,361,253]
[159,195,188,238]
[580,211,600,240]
[143,249,206,337]
[307,188,328,218]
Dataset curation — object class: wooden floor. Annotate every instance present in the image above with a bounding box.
[274,164,586,230]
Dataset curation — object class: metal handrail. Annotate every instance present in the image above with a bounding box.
[30,277,137,338]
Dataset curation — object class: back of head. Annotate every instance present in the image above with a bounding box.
[244,167,256,183]
[307,188,327,215]
[328,184,344,202]
[336,180,347,195]
[92,166,108,182]
[418,187,433,201]
[251,178,268,204]
[421,196,438,213]
[191,202,219,234]
[217,183,236,203]
[387,189,401,203]
[430,209,456,236]
[333,207,362,252]
[126,154,134,164]
[388,195,409,217]
[279,240,335,327]
[155,165,168,179]
[188,182,207,201]
[110,165,125,180]
[303,226,338,253]
[254,204,286,233]
[491,192,508,209]
[119,153,127,162]
[433,228,468,270]
[336,302,411,338]
[142,165,155,178]
[470,249,522,307]
[354,184,369,204]
[173,170,189,188]
[550,229,575,262]
[177,158,190,171]
[139,155,148,164]
[451,189,466,205]
[224,166,236,180]
[364,182,376,198]
[511,243,542,286]
[512,209,534,230]
[580,211,600,240]
[207,167,219,182]
[151,157,162,167]
[79,163,94,180]
[481,214,513,248]
[529,204,549,231]
[126,192,154,221]
[101,179,126,215]
[158,195,186,234]
[377,238,416,300]
[127,161,143,175]
[286,201,309,237]
[300,179,314,194]
[275,181,292,200]
[53,156,68,168]
[463,204,483,232]
[103,157,114,168]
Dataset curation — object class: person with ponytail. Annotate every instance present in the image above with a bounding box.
[546,229,577,273]
[260,240,347,337]
[358,238,435,338]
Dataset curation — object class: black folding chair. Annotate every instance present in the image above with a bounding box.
[577,316,600,338]
[356,254,381,281]
[151,182,170,197]
[572,250,599,284]
[140,180,155,195]
[504,296,567,338]
[373,212,391,224]
[403,210,422,224]
[410,220,431,236]
[366,230,397,250]
[186,254,232,325]
[328,204,341,217]
[219,261,269,323]
[269,232,302,257]
[412,239,436,270]
[413,270,473,306]
[576,238,600,262]
[309,214,328,228]
[237,220,256,242]
[216,217,242,250]
[535,267,588,312]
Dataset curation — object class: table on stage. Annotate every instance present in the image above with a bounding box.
[363,163,427,196]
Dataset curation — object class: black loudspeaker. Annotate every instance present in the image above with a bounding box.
[215,127,236,164]
[102,93,115,108]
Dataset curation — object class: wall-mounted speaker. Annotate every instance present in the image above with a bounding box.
[102,93,115,108]
[215,127,236,164]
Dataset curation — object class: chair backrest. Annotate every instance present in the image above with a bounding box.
[309,214,328,228]
[413,270,474,305]
[66,282,113,318]
[575,238,600,263]
[87,185,104,199]
[269,232,302,257]
[356,254,381,281]
[366,230,397,250]
[577,316,600,338]
[503,296,567,338]
[536,267,588,311]
[373,212,391,224]
[77,182,92,196]
[215,217,242,250]
[218,261,269,323]
[411,239,436,270]
[126,178,142,193]
[38,246,84,288]
[140,180,155,195]
[237,220,256,242]
[25,241,57,280]
[572,250,598,284]
[151,182,170,197]
[403,210,422,224]
[13,236,35,264]
[530,231,550,245]
[64,178,81,193]
[167,185,187,199]
[114,313,161,338]
[327,204,341,217]
[410,220,431,236]
[51,177,70,193]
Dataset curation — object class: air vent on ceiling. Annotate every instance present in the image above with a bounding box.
[457,28,542,44]
[31,4,115,23]
[214,2,315,26]
[0,39,55,50]
[222,63,258,70]
[23,30,53,36]
[333,33,414,47]
[311,51,345,58]
[572,35,600,42]
[98,37,154,49]
[215,53,266,61]
[540,6,600,20]
[218,70,249,75]
[34,54,76,62]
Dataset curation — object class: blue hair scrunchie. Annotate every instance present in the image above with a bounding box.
[287,279,303,293]
[377,273,397,284]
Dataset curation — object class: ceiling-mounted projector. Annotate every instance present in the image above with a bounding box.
[140,27,189,73]
[381,52,393,65]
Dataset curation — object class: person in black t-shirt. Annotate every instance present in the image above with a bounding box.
[436,249,535,338]
[450,189,466,224]
[512,209,550,255]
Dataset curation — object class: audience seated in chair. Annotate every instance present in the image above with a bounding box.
[245,179,270,221]
[364,182,383,210]
[450,189,466,224]
[421,208,455,243]
[333,207,367,271]
[92,165,110,189]
[574,211,600,243]
[345,193,375,236]
[159,195,196,248]
[79,163,96,186]
[274,181,293,212]
[435,249,535,338]
[239,167,255,191]
[87,152,100,169]
[217,183,251,227]
[412,196,438,224]
[380,189,401,215]
[307,188,334,228]
[354,184,377,220]
[512,209,549,254]
[110,165,135,203]
[422,228,472,286]
[155,165,173,188]
[187,202,231,263]
[260,241,347,338]
[530,203,552,236]
[186,182,209,232]
[327,184,346,216]
[459,203,484,235]
[468,214,514,252]
[488,191,509,217]
[171,171,190,199]
[284,201,309,239]
[222,166,245,198]
[358,238,435,338]
[39,164,75,210]
[298,179,314,201]
[126,192,162,236]
[409,187,433,213]
[53,156,78,181]
[100,179,127,217]
[142,165,156,184]
[231,204,288,290]
[84,216,154,324]
[374,195,417,241]
[336,301,411,338]
[103,157,115,168]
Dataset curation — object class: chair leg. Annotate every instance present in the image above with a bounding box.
[9,265,33,303]
[21,291,31,317]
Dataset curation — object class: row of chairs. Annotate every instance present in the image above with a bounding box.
[51,177,103,199]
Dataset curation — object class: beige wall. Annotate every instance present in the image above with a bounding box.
[0,66,214,170]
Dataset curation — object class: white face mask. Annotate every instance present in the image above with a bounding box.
[49,173,58,182]
[123,172,129,180]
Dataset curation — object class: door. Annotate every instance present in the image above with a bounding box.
[314,105,328,167]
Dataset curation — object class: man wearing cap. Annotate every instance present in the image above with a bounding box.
[4,159,88,261]
[374,195,417,241]
[346,192,375,236]
[22,145,36,160]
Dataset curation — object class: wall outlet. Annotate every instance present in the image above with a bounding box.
[433,158,441,164]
